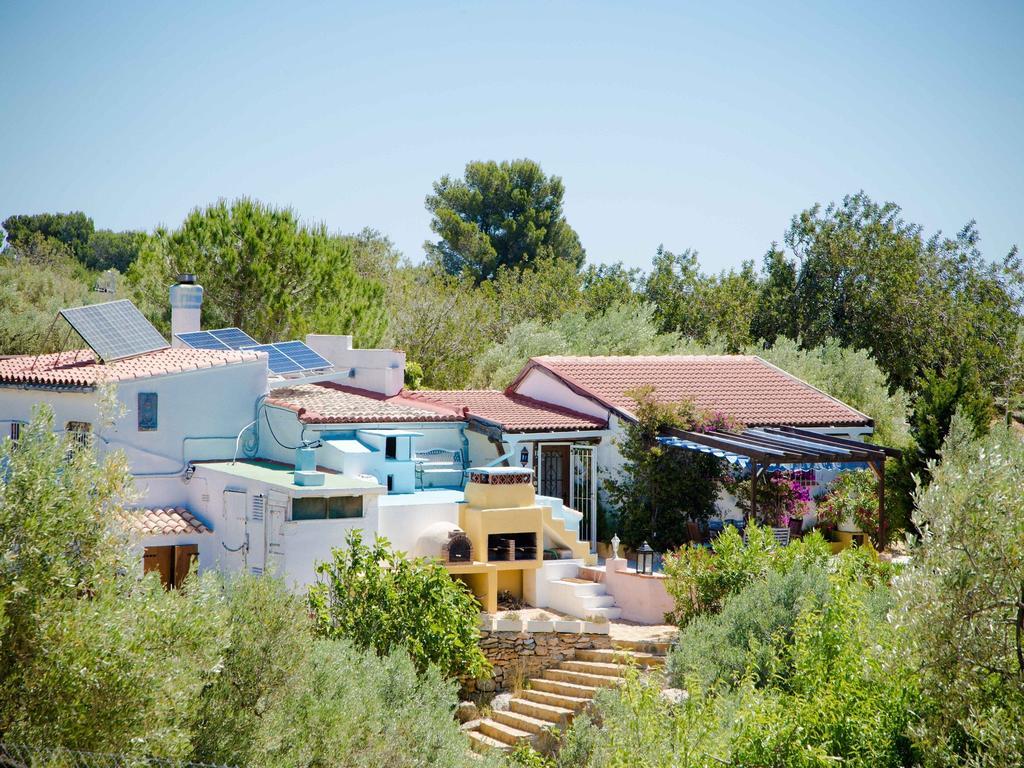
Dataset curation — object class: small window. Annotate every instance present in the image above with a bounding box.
[385,436,397,460]
[65,421,92,449]
[328,496,362,519]
[292,497,327,521]
[138,392,158,431]
[292,496,363,521]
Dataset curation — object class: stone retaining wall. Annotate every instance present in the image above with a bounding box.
[464,628,612,693]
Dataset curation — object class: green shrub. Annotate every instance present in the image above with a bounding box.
[892,416,1024,765]
[662,525,832,625]
[727,579,918,768]
[668,564,830,689]
[253,639,475,768]
[309,529,489,679]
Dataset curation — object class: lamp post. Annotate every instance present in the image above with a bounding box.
[637,541,655,575]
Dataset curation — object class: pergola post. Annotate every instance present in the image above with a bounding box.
[870,459,887,546]
[749,462,758,522]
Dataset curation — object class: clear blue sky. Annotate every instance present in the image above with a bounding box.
[1,1,1021,273]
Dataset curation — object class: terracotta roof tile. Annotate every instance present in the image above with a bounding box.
[0,348,263,389]
[407,390,606,432]
[516,355,871,428]
[266,382,464,424]
[120,507,210,536]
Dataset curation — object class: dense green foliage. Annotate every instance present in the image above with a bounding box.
[891,417,1024,766]
[668,564,831,689]
[603,388,729,551]
[754,193,1024,395]
[425,159,585,282]
[662,525,834,624]
[2,210,144,271]
[309,529,490,679]
[0,407,479,767]
[128,198,388,346]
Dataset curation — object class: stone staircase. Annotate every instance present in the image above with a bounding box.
[465,643,667,755]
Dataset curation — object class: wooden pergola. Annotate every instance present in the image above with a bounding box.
[658,426,901,542]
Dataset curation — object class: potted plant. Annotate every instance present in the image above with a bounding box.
[816,469,880,546]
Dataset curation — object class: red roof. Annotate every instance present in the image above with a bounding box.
[120,507,210,536]
[406,390,607,433]
[512,355,871,428]
[266,382,464,424]
[0,348,263,389]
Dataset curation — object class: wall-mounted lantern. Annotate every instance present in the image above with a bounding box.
[636,541,655,575]
[520,446,529,467]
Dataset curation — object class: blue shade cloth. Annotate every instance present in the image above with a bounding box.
[657,436,750,467]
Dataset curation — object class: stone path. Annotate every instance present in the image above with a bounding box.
[464,639,670,755]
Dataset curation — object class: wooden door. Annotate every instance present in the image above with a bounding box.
[173,544,199,588]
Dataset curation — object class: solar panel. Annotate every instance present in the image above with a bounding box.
[274,340,332,371]
[175,331,231,350]
[60,300,169,362]
[250,344,303,374]
[209,327,258,349]
[176,327,258,350]
[248,341,333,375]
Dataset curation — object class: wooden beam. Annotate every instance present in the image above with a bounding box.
[872,458,887,547]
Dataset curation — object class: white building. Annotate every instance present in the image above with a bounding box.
[0,280,877,618]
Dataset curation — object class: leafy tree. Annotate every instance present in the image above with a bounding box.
[603,388,728,551]
[580,261,644,315]
[749,245,798,344]
[0,248,97,355]
[338,226,404,283]
[755,337,911,449]
[83,229,145,272]
[643,246,705,337]
[766,192,1022,394]
[489,255,584,327]
[127,198,387,346]
[385,264,497,388]
[425,159,585,282]
[470,303,680,388]
[0,405,225,757]
[309,529,489,679]
[2,211,94,261]
[893,417,1024,765]
[643,247,760,352]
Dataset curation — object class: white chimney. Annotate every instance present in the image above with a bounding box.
[169,274,203,346]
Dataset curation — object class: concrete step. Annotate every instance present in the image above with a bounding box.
[478,718,533,747]
[521,688,591,711]
[559,659,630,677]
[612,638,673,655]
[509,697,575,725]
[468,730,509,753]
[551,579,606,596]
[542,667,624,688]
[529,677,600,699]
[581,594,616,609]
[492,709,549,735]
[577,565,605,582]
[576,648,665,668]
